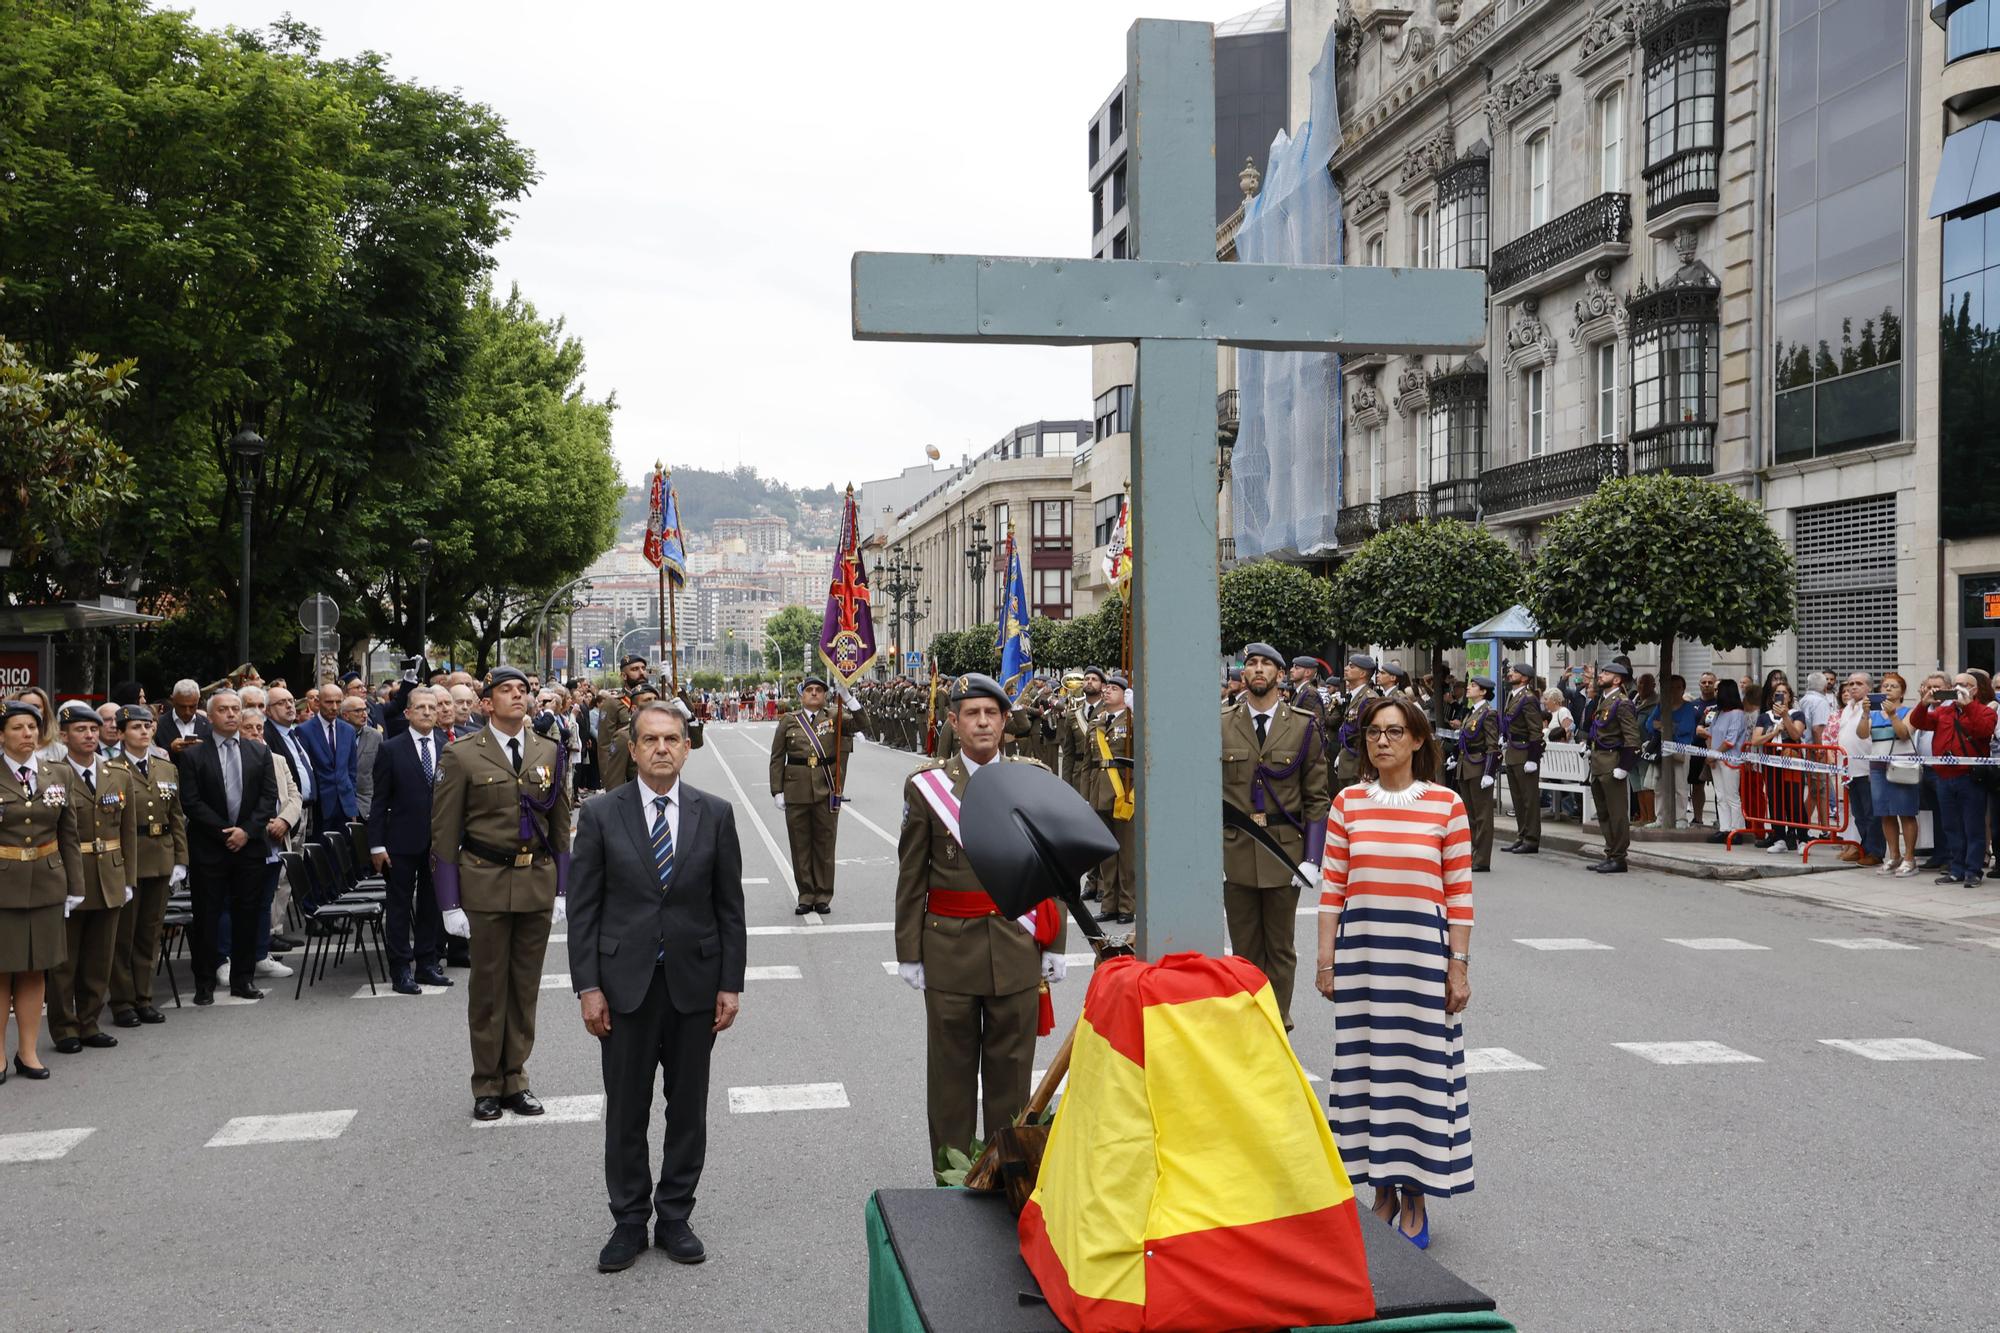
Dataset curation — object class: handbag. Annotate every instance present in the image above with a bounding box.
[1883,732,1920,786]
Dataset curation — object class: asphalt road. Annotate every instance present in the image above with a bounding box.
[3,720,1995,1332]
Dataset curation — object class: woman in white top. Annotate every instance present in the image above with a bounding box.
[1541,690,1575,743]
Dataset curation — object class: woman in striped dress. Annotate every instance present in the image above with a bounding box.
[1315,697,1473,1249]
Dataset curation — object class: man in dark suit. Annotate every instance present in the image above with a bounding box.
[176,690,280,1004]
[367,686,452,995]
[297,682,359,832]
[568,701,745,1274]
[162,679,212,758]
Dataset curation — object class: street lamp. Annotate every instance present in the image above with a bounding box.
[881,544,923,670]
[412,536,433,660]
[965,514,993,625]
[230,428,265,665]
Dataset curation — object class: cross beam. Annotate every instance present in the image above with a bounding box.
[850,19,1485,959]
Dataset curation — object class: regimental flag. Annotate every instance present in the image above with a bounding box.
[1018,953,1376,1332]
[642,465,688,589]
[818,484,878,688]
[996,528,1032,703]
[1101,494,1133,594]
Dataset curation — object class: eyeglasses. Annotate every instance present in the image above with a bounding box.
[1363,726,1409,742]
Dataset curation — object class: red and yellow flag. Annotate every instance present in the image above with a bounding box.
[1019,952,1375,1332]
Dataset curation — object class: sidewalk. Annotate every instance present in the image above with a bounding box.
[1495,812,2000,936]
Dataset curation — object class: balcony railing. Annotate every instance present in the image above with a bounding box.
[1217,389,1240,443]
[1429,478,1481,522]
[1632,423,1716,476]
[1643,146,1720,216]
[1379,490,1425,527]
[1479,442,1628,515]
[1487,192,1632,293]
[1336,503,1379,547]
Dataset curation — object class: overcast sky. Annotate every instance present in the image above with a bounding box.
[181,0,1265,491]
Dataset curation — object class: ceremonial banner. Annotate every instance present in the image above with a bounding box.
[996,530,1033,703]
[1019,952,1374,1332]
[818,485,879,688]
[659,473,687,590]
[642,467,666,569]
[1101,495,1133,595]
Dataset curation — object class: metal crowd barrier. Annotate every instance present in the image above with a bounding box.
[1733,742,1858,861]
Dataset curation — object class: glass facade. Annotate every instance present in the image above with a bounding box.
[1641,4,1723,210]
[1773,0,1909,463]
[1940,195,2000,538]
[1945,0,2000,61]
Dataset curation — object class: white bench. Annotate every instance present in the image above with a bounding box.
[1496,739,1593,827]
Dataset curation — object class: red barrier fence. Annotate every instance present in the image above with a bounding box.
[1733,742,1858,861]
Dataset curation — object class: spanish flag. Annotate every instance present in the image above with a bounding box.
[1019,953,1375,1332]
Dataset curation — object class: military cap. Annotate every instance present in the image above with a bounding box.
[1382,661,1410,683]
[1227,669,1244,682]
[1469,676,1496,694]
[57,700,101,727]
[1347,653,1378,673]
[799,673,829,692]
[619,653,648,669]
[117,704,156,728]
[1083,665,1107,682]
[1289,654,1319,671]
[1105,671,1131,690]
[1599,656,1633,679]
[947,672,1011,711]
[1505,660,1531,680]
[482,666,530,697]
[959,762,1118,919]
[1243,642,1285,667]
[2,700,41,726]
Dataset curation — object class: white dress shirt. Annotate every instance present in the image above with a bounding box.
[637,772,682,848]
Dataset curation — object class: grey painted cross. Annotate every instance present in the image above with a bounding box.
[851,19,1485,958]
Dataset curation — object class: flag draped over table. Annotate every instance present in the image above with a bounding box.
[996,528,1032,703]
[642,466,688,588]
[818,485,878,688]
[1101,494,1133,594]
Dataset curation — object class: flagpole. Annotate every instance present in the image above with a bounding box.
[668,582,680,694]
[654,460,667,677]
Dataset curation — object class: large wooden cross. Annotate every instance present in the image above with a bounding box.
[852,19,1485,957]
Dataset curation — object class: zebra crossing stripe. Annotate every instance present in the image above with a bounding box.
[1665,938,1770,951]
[728,1083,849,1113]
[206,1110,357,1147]
[1464,1047,1544,1073]
[1811,938,1921,951]
[1613,1041,1762,1065]
[744,965,802,980]
[1819,1038,1981,1062]
[470,1095,605,1125]
[0,1127,95,1164]
[1514,938,1613,951]
[353,983,451,998]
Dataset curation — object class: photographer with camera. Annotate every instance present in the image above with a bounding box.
[1908,669,1997,887]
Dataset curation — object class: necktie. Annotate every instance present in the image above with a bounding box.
[652,794,675,897]
[508,737,521,774]
[1255,713,1269,748]
[136,760,148,780]
[16,764,31,794]
[326,719,336,751]
[419,735,434,784]
[82,766,96,796]
[221,738,242,817]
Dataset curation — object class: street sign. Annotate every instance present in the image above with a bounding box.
[586,645,603,670]
[296,594,340,631]
[298,631,339,655]
[905,652,923,673]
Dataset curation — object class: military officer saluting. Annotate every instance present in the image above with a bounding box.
[1084,672,1137,925]
[107,706,186,1028]
[894,672,1066,1166]
[1455,677,1502,873]
[1500,662,1547,855]
[1333,654,1385,789]
[768,673,871,915]
[48,700,139,1053]
[1586,656,1644,874]
[595,655,652,790]
[1222,644,1329,1029]
[2,700,86,1081]
[432,666,574,1121]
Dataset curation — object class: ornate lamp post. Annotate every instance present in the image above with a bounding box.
[230,428,265,666]
[964,514,993,625]
[880,544,923,668]
[413,536,433,660]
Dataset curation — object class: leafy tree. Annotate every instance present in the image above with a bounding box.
[0,332,139,579]
[925,625,1001,678]
[1336,519,1523,719]
[1218,562,1337,659]
[763,604,819,673]
[1527,474,1795,685]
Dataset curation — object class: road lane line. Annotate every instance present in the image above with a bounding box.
[1664,938,1770,951]
[728,1082,849,1113]
[698,733,800,909]
[0,1127,95,1163]
[1811,938,1921,950]
[1514,938,1615,950]
[1612,1041,1762,1065]
[1819,1038,1980,1061]
[206,1110,357,1147]
[750,921,892,936]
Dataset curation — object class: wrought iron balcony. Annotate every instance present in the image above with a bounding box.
[1378,490,1425,527]
[1632,423,1716,477]
[1217,389,1239,443]
[1479,442,1628,516]
[1487,192,1632,296]
[1336,503,1379,547]
[1428,478,1481,522]
[1643,146,1720,217]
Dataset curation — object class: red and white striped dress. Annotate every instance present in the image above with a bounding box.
[1319,780,1475,1197]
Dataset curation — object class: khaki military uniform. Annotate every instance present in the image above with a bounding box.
[431,725,572,1098]
[1221,698,1329,1027]
[110,750,188,1018]
[1060,698,1099,792]
[1587,689,1643,864]
[1454,702,1502,870]
[1501,685,1547,850]
[596,694,635,790]
[1333,685,1384,787]
[49,755,139,1042]
[0,757,85,973]
[767,702,872,908]
[894,753,1064,1161]
[1082,707,1136,917]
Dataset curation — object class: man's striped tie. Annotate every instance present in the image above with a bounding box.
[651,795,674,892]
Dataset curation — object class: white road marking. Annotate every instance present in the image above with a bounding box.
[883,951,1097,976]
[1819,1038,1981,1062]
[1464,1047,1545,1073]
[547,934,566,944]
[744,965,802,980]
[750,921,892,936]
[470,1094,605,1125]
[1514,938,1614,951]
[1664,938,1770,951]
[1613,1041,1763,1065]
[194,991,265,1007]
[698,738,794,884]
[1811,938,1922,951]
[845,804,899,849]
[0,1127,95,1164]
[744,877,770,884]
[206,1110,357,1148]
[540,974,572,989]
[352,983,451,998]
[728,1082,849,1113]
[1960,936,2000,948]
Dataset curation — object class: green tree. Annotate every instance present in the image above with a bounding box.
[0,332,139,580]
[926,625,1001,677]
[763,604,819,674]
[1218,561,1338,659]
[1527,474,1795,685]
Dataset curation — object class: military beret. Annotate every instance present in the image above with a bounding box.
[1347,653,1378,672]
[1289,655,1319,670]
[58,700,101,727]
[117,704,156,727]
[1599,657,1633,679]
[1227,669,1244,682]
[619,653,648,669]
[799,674,829,692]
[482,666,530,697]
[1382,661,1410,682]
[1105,672,1131,690]
[1505,660,1531,679]
[1083,665,1107,681]
[3,700,42,725]
[1469,676,1496,694]
[624,684,655,702]
[1236,643,1280,667]
[948,672,1011,711]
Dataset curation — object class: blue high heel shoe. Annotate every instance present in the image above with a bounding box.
[1399,1209,1430,1250]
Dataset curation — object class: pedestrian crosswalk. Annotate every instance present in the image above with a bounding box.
[469,1094,606,1125]
[0,1127,95,1163]
[727,1082,850,1113]
[206,1109,358,1147]
[1612,1041,1763,1065]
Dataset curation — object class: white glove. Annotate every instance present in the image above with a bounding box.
[838,687,861,709]
[897,961,926,992]
[1480,775,1495,790]
[124,885,135,904]
[772,793,785,809]
[65,895,83,917]
[443,908,471,939]
[170,864,188,886]
[551,897,567,929]
[1612,768,1628,781]
[1525,762,1537,774]
[1041,953,1067,984]
[1296,860,1319,888]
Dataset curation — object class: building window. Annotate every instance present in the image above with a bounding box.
[1366,234,1385,266]
[1368,425,1385,502]
[1436,152,1489,268]
[1092,494,1124,547]
[1940,187,2000,537]
[1599,85,1625,193]
[1629,284,1719,475]
[1595,341,1619,442]
[1412,205,1434,268]
[1093,186,1104,237]
[1033,499,1072,546]
[1093,385,1133,441]
[1112,229,1128,259]
[1035,567,1073,617]
[1526,130,1551,227]
[1947,0,2000,62]
[1112,164,1126,214]
[991,502,1009,543]
[1774,0,1908,463]
[1641,3,1724,212]
[1525,366,1548,457]
[1109,92,1124,143]
[1088,122,1101,168]
[1427,362,1487,503]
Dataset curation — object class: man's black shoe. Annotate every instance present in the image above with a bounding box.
[501,1090,545,1116]
[813,903,830,914]
[391,969,424,997]
[1598,860,1628,874]
[655,1219,706,1264]
[112,1011,141,1029]
[413,965,453,987]
[136,1006,166,1024]
[1115,913,1135,924]
[473,1096,503,1121]
[793,901,813,915]
[1500,841,1523,854]
[80,1033,118,1049]
[193,986,215,1007]
[598,1223,649,1273]
[53,1037,83,1054]
[1094,908,1119,921]
[269,934,302,951]
[228,983,266,1001]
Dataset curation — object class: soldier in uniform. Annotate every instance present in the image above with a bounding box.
[1586,656,1643,874]
[108,706,186,1028]
[1084,672,1137,924]
[1333,654,1384,789]
[595,654,651,790]
[1222,644,1329,1029]
[894,672,1067,1164]
[1500,661,1547,855]
[1454,676,1502,872]
[1287,656,1332,755]
[767,674,871,915]
[432,666,574,1121]
[2,700,84,1080]
[48,700,138,1053]
[1061,667,1106,794]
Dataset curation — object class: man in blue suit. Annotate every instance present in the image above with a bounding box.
[298,682,360,832]
[367,686,453,994]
